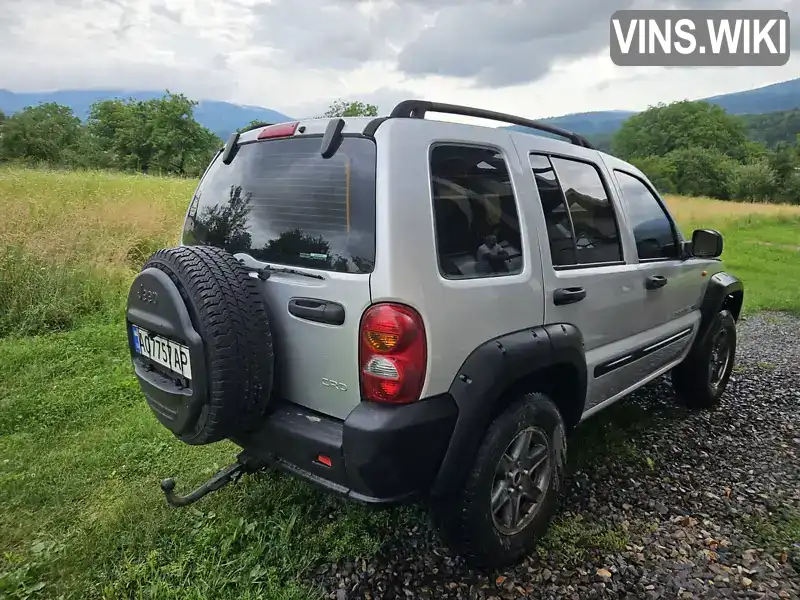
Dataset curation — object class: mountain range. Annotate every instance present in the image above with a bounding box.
[0,89,293,140]
[537,77,800,137]
[1,77,799,141]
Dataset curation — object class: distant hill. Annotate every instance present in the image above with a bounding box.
[742,108,800,147]
[0,89,293,139]
[2,77,800,143]
[511,77,800,143]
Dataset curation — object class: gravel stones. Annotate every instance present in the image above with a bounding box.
[311,313,800,599]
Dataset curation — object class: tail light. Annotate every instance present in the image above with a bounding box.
[359,303,427,404]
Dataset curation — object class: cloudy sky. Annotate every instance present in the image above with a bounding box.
[0,0,798,120]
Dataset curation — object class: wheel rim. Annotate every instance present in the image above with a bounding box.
[490,427,551,535]
[708,328,731,390]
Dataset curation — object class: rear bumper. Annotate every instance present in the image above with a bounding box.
[230,394,458,504]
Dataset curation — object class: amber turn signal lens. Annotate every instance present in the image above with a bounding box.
[365,331,399,352]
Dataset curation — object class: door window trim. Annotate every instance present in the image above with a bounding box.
[428,141,526,281]
[529,152,626,271]
[613,168,681,263]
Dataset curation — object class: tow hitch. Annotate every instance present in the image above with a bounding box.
[160,454,263,507]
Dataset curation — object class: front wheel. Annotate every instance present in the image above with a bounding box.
[433,392,567,568]
[672,309,737,409]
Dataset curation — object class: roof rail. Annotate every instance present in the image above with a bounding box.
[388,100,594,149]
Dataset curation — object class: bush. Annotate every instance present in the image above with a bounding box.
[728,160,779,202]
[776,171,800,205]
[629,156,677,193]
[665,147,737,199]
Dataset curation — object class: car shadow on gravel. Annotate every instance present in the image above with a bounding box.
[309,331,800,599]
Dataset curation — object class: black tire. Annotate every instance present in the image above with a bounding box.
[433,393,567,568]
[133,245,274,445]
[672,309,736,410]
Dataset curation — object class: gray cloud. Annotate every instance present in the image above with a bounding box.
[0,0,796,113]
[248,0,424,70]
[394,0,796,87]
[396,0,634,86]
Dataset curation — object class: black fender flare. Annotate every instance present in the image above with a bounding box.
[692,271,744,353]
[430,323,586,496]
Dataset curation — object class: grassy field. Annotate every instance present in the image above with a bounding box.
[1,167,799,599]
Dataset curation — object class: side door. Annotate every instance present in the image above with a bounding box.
[521,147,652,411]
[609,166,706,335]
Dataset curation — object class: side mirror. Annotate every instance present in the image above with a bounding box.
[691,229,723,259]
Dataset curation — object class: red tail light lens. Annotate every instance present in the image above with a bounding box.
[257,122,299,140]
[359,303,427,404]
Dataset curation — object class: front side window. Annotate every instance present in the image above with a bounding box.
[615,170,679,260]
[431,145,523,279]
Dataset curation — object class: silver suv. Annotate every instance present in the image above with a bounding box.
[125,100,744,567]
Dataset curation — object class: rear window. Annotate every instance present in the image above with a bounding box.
[182,136,376,274]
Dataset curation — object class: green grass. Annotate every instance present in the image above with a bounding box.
[0,323,415,599]
[746,509,800,567]
[2,167,800,597]
[710,216,800,314]
[536,515,629,565]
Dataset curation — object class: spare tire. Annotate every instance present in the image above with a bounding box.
[126,245,274,445]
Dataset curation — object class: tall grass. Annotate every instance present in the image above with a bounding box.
[0,167,194,336]
[1,166,799,338]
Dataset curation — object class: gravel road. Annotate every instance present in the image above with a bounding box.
[313,313,800,599]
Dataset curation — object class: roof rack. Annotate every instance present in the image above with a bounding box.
[388,100,594,149]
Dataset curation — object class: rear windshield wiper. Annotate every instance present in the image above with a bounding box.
[255,264,324,281]
[235,253,325,280]
[236,258,323,281]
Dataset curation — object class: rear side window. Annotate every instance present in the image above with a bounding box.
[541,156,622,266]
[530,155,576,266]
[614,170,679,260]
[430,145,523,279]
[182,136,376,274]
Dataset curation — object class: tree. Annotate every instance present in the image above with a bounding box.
[629,156,677,193]
[728,160,779,202]
[665,147,737,199]
[86,92,221,176]
[237,120,273,134]
[323,99,378,118]
[0,103,83,164]
[612,101,750,161]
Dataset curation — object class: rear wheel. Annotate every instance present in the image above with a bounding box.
[433,393,567,568]
[672,309,736,409]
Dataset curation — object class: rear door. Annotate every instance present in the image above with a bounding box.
[182,134,376,420]
[523,151,649,409]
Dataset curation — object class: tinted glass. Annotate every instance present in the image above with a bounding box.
[530,154,576,266]
[550,157,622,265]
[431,145,523,279]
[615,170,678,260]
[182,136,376,273]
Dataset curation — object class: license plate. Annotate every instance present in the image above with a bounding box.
[131,325,192,379]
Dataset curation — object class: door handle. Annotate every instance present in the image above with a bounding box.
[645,275,668,290]
[553,287,586,306]
[288,298,345,325]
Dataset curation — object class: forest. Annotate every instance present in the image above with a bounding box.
[0,92,797,203]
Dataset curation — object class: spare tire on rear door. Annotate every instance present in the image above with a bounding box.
[126,245,274,445]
